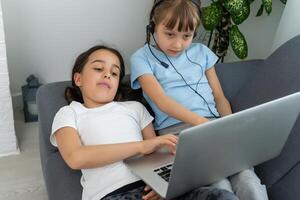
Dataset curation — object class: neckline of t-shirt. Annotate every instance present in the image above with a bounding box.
[146,44,184,60]
[71,101,116,112]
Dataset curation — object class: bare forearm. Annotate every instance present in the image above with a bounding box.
[68,142,142,169]
[215,97,232,117]
[157,95,208,126]
[138,75,208,126]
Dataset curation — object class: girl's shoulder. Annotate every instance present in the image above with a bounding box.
[131,44,148,58]
[54,101,83,118]
[189,42,210,52]
[116,101,145,110]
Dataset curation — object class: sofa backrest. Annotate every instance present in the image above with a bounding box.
[230,35,300,192]
[231,35,300,111]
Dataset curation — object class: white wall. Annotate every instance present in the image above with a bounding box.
[0,0,18,157]
[1,0,153,96]
[272,0,300,52]
[224,0,285,62]
[1,0,285,97]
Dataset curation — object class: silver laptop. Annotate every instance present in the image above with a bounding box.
[125,92,300,199]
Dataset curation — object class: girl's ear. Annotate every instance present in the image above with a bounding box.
[74,72,81,87]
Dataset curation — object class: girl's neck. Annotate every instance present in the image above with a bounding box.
[83,97,113,109]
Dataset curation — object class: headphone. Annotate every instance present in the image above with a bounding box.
[146,0,201,69]
[145,0,220,118]
[146,0,201,45]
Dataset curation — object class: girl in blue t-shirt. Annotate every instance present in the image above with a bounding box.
[130,0,268,200]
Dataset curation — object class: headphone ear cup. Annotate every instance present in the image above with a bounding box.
[146,21,155,44]
[147,21,155,35]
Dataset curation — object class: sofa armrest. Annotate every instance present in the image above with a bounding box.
[215,59,263,102]
[45,152,82,200]
[37,81,83,200]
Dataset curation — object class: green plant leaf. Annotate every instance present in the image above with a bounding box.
[247,0,255,3]
[224,0,250,24]
[231,1,250,24]
[224,0,246,14]
[202,3,223,31]
[256,4,264,16]
[262,0,272,15]
[229,25,248,59]
[280,0,287,4]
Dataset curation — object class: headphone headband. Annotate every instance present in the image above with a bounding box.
[147,0,201,42]
[150,0,201,22]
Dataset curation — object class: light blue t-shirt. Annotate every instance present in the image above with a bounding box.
[130,43,219,130]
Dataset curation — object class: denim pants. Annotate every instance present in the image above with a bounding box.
[101,186,238,200]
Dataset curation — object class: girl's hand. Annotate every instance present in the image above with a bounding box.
[142,185,162,200]
[140,134,178,155]
[195,116,210,125]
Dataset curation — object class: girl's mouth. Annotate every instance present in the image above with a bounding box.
[168,49,181,55]
[97,82,111,89]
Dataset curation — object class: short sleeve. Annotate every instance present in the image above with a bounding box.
[201,44,218,70]
[50,106,77,147]
[130,50,153,90]
[136,102,154,130]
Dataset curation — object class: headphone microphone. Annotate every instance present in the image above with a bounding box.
[146,22,169,69]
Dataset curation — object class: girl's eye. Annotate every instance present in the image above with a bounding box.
[165,32,174,37]
[112,72,119,77]
[94,67,103,71]
[184,34,193,39]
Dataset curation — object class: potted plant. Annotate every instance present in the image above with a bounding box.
[200,0,287,62]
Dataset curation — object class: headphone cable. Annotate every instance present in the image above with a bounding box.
[147,42,169,68]
[185,50,203,92]
[151,34,220,118]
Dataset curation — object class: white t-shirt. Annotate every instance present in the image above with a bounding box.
[51,101,153,200]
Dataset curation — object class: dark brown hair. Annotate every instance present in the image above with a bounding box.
[152,0,201,32]
[65,45,125,104]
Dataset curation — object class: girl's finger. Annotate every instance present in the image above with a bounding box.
[144,185,151,191]
[143,190,159,200]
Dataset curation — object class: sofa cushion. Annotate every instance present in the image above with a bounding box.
[267,162,300,200]
[215,59,263,102]
[46,153,82,200]
[230,35,300,189]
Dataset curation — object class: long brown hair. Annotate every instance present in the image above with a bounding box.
[65,45,125,104]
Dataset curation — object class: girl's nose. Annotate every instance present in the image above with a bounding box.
[103,72,111,79]
[173,38,183,49]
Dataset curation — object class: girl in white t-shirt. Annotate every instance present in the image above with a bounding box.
[51,45,238,200]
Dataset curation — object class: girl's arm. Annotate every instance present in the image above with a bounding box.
[54,126,177,170]
[141,122,157,140]
[206,67,232,117]
[138,74,209,126]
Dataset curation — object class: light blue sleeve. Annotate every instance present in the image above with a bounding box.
[200,44,219,70]
[130,50,153,90]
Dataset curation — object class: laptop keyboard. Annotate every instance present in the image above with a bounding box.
[153,163,173,182]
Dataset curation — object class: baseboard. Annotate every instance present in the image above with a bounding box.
[0,148,20,158]
[11,93,23,110]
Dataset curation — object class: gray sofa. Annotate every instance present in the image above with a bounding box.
[37,35,300,200]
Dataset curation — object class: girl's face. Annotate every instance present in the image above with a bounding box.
[155,20,195,57]
[74,49,121,108]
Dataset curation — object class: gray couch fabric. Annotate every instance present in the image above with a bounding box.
[37,81,82,200]
[228,35,300,200]
[37,35,300,200]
